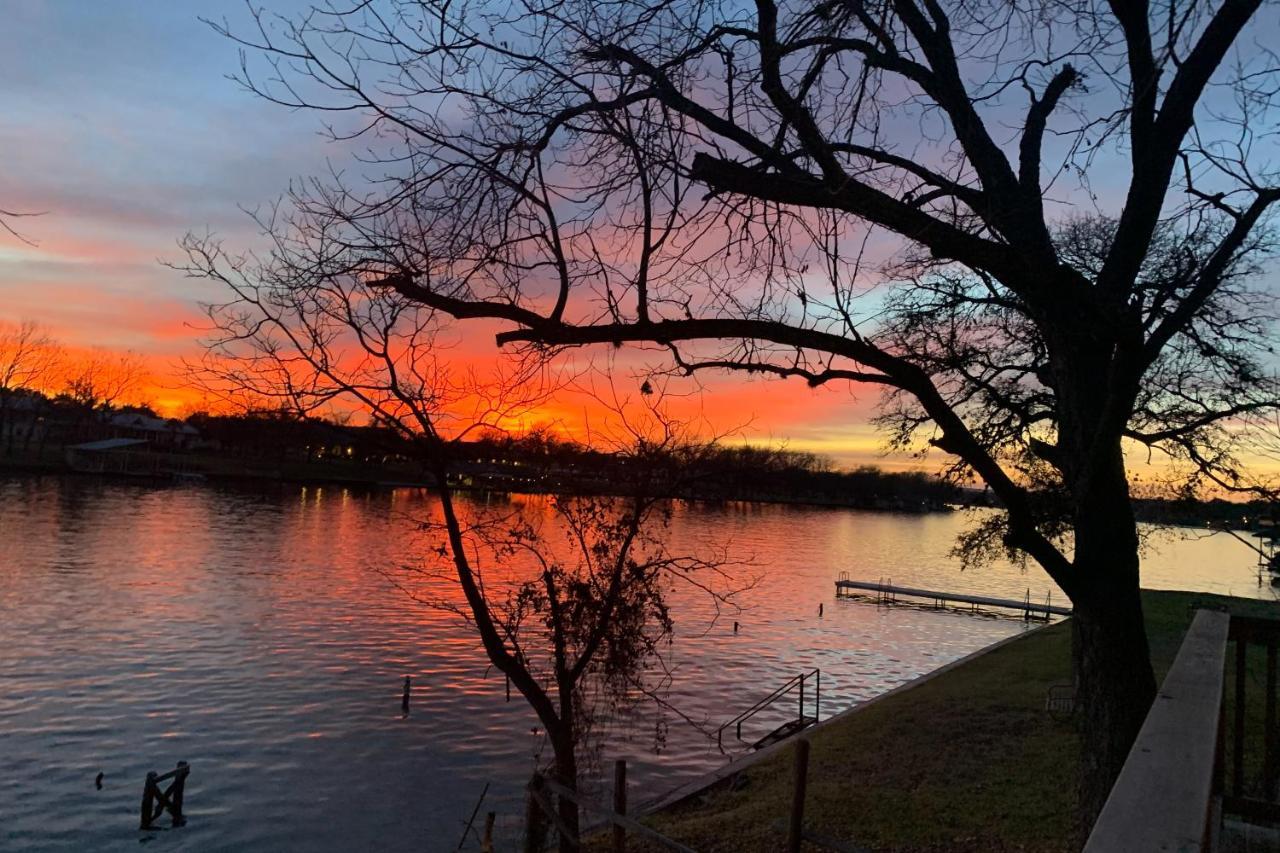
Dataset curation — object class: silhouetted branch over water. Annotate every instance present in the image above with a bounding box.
[181,0,1280,831]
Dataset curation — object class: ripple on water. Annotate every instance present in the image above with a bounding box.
[0,476,1269,850]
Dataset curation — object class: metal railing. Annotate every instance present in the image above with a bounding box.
[716,669,820,752]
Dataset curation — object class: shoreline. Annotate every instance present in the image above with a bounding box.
[635,623,1052,818]
[0,462,960,516]
[628,590,1280,852]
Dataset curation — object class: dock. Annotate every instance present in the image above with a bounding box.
[834,575,1071,621]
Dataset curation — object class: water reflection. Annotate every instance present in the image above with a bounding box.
[0,476,1268,850]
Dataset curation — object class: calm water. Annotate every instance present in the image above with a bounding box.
[0,476,1267,851]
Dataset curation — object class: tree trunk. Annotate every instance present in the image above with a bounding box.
[1072,584,1156,836]
[551,732,580,853]
[1069,450,1157,838]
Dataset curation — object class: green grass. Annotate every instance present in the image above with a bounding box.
[607,590,1280,853]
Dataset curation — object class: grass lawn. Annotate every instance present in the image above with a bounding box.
[608,589,1280,853]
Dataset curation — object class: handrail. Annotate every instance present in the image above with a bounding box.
[716,669,820,751]
[1083,609,1229,852]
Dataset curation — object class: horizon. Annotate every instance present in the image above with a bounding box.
[0,1,900,469]
[6,3,1273,482]
[2,2,1277,485]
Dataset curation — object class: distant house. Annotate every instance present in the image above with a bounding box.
[107,413,201,449]
[0,395,50,447]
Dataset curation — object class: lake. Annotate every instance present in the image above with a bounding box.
[0,476,1267,851]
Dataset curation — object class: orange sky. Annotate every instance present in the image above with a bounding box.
[1,3,1275,485]
[1,221,1271,478]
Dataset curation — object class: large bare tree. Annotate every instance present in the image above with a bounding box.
[204,0,1280,823]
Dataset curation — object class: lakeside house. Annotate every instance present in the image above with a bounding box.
[0,395,49,449]
[107,412,202,449]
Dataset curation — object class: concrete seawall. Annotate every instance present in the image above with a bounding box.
[637,622,1056,817]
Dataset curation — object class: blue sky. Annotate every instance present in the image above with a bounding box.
[1,1,1275,473]
[0,1,331,353]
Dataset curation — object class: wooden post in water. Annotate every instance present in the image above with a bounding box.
[788,738,810,853]
[613,759,627,853]
[140,772,157,830]
[139,762,190,830]
[170,762,188,827]
[481,812,496,853]
[402,675,411,714]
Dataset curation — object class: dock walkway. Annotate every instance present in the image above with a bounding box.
[834,576,1071,620]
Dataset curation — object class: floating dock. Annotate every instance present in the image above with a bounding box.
[834,576,1071,621]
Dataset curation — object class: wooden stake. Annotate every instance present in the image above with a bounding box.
[524,774,546,853]
[613,759,627,853]
[170,762,188,827]
[481,812,496,853]
[140,772,157,830]
[788,738,810,853]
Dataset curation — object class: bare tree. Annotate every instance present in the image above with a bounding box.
[395,423,736,852]
[0,320,62,455]
[0,321,60,393]
[62,349,147,413]
[174,235,742,851]
[205,0,1280,822]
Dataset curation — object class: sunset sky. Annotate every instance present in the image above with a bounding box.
[1,3,1274,479]
[0,1,903,466]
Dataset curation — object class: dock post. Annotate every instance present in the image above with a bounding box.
[402,675,411,714]
[613,759,627,852]
[788,738,811,853]
[170,762,188,827]
[481,812,496,853]
[140,772,157,830]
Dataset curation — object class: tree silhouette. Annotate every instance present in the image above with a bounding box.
[175,236,743,851]
[0,320,62,455]
[206,0,1280,824]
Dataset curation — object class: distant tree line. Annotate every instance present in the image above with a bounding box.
[203,413,961,509]
[0,320,149,456]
